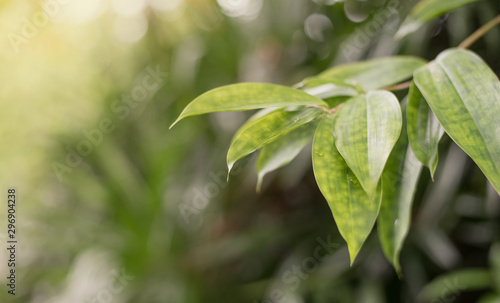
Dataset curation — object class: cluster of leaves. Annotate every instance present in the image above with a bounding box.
[170,0,500,274]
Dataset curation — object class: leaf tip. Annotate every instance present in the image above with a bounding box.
[349,255,357,267]
[394,25,410,41]
[429,156,439,182]
[360,182,378,201]
[394,31,405,41]
[395,265,404,280]
[394,21,420,41]
[347,245,361,266]
[227,162,235,181]
[256,174,263,193]
[169,116,183,129]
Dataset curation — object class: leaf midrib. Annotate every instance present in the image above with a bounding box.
[435,61,500,175]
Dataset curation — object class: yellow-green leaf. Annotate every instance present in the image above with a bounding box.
[379,145,422,275]
[414,48,500,194]
[227,108,322,174]
[396,0,479,39]
[378,101,423,275]
[312,115,382,264]
[305,56,427,91]
[170,83,327,128]
[407,82,444,179]
[301,79,360,99]
[334,91,402,198]
[256,123,317,192]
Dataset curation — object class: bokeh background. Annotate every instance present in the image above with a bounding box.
[1,0,500,302]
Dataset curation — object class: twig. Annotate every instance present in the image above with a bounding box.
[308,103,343,114]
[384,80,412,92]
[326,103,343,114]
[459,14,500,49]
[307,104,330,112]
[382,14,500,92]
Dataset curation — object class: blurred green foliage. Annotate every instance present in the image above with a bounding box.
[0,0,499,302]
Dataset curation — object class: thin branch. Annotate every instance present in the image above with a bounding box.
[308,15,500,101]
[383,80,412,92]
[459,14,500,49]
[327,103,343,114]
[307,104,329,112]
[382,15,500,92]
[308,103,343,114]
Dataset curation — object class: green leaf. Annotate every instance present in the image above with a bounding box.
[305,56,427,91]
[301,79,360,99]
[334,91,403,198]
[312,115,382,264]
[256,122,317,192]
[396,0,479,39]
[418,269,492,302]
[378,101,423,275]
[407,82,444,180]
[414,48,500,194]
[379,145,422,276]
[170,83,328,128]
[227,108,322,174]
[304,83,359,99]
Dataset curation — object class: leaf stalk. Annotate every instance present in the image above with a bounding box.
[459,14,500,49]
